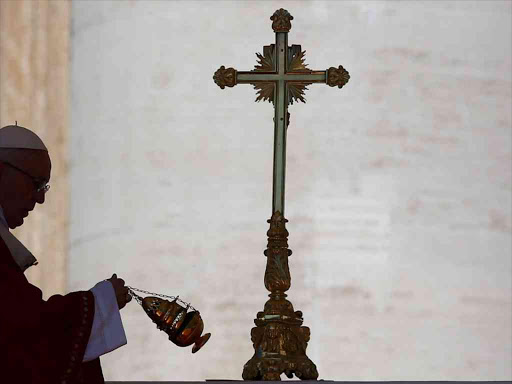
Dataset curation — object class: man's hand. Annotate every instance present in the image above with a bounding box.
[107,273,132,310]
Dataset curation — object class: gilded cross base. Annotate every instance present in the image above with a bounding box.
[242,318,319,380]
[242,212,318,381]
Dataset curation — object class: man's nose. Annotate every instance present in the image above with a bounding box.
[34,190,46,204]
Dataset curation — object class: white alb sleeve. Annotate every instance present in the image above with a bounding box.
[83,280,128,362]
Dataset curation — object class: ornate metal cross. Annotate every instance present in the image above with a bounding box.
[213,9,349,381]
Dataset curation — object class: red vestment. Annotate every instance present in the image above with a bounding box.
[0,235,105,384]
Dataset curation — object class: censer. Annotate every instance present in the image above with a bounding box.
[127,286,211,353]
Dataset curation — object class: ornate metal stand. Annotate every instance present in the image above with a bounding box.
[242,211,318,380]
[213,8,349,380]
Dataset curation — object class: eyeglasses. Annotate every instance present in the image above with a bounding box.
[3,162,50,193]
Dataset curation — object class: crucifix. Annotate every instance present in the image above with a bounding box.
[213,9,349,381]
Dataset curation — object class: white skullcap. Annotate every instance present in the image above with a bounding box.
[0,124,48,151]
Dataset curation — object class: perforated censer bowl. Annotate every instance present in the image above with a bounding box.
[142,296,211,353]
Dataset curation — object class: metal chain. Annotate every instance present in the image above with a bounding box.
[126,286,197,312]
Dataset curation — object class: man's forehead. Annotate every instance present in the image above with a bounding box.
[13,150,51,179]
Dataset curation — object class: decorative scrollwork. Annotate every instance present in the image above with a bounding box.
[243,322,319,380]
[242,212,318,380]
[295,358,319,380]
[264,252,291,293]
[327,65,350,88]
[213,65,237,89]
[250,327,265,349]
[270,8,293,33]
[264,211,292,293]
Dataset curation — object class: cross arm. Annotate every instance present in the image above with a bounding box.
[213,65,349,89]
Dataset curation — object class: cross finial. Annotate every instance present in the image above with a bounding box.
[270,8,293,32]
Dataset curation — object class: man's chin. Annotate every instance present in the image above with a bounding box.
[7,217,23,230]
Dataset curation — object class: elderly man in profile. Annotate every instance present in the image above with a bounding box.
[0,124,131,384]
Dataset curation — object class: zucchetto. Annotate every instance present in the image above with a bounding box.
[0,125,48,151]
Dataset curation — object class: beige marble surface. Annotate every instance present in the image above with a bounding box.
[0,0,70,298]
[69,0,511,381]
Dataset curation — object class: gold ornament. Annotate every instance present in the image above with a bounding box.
[127,287,211,353]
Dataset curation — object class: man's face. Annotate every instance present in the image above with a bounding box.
[0,150,51,229]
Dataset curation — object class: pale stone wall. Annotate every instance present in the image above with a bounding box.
[0,0,70,299]
[69,0,511,381]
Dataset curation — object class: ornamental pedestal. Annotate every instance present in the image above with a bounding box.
[242,212,318,381]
